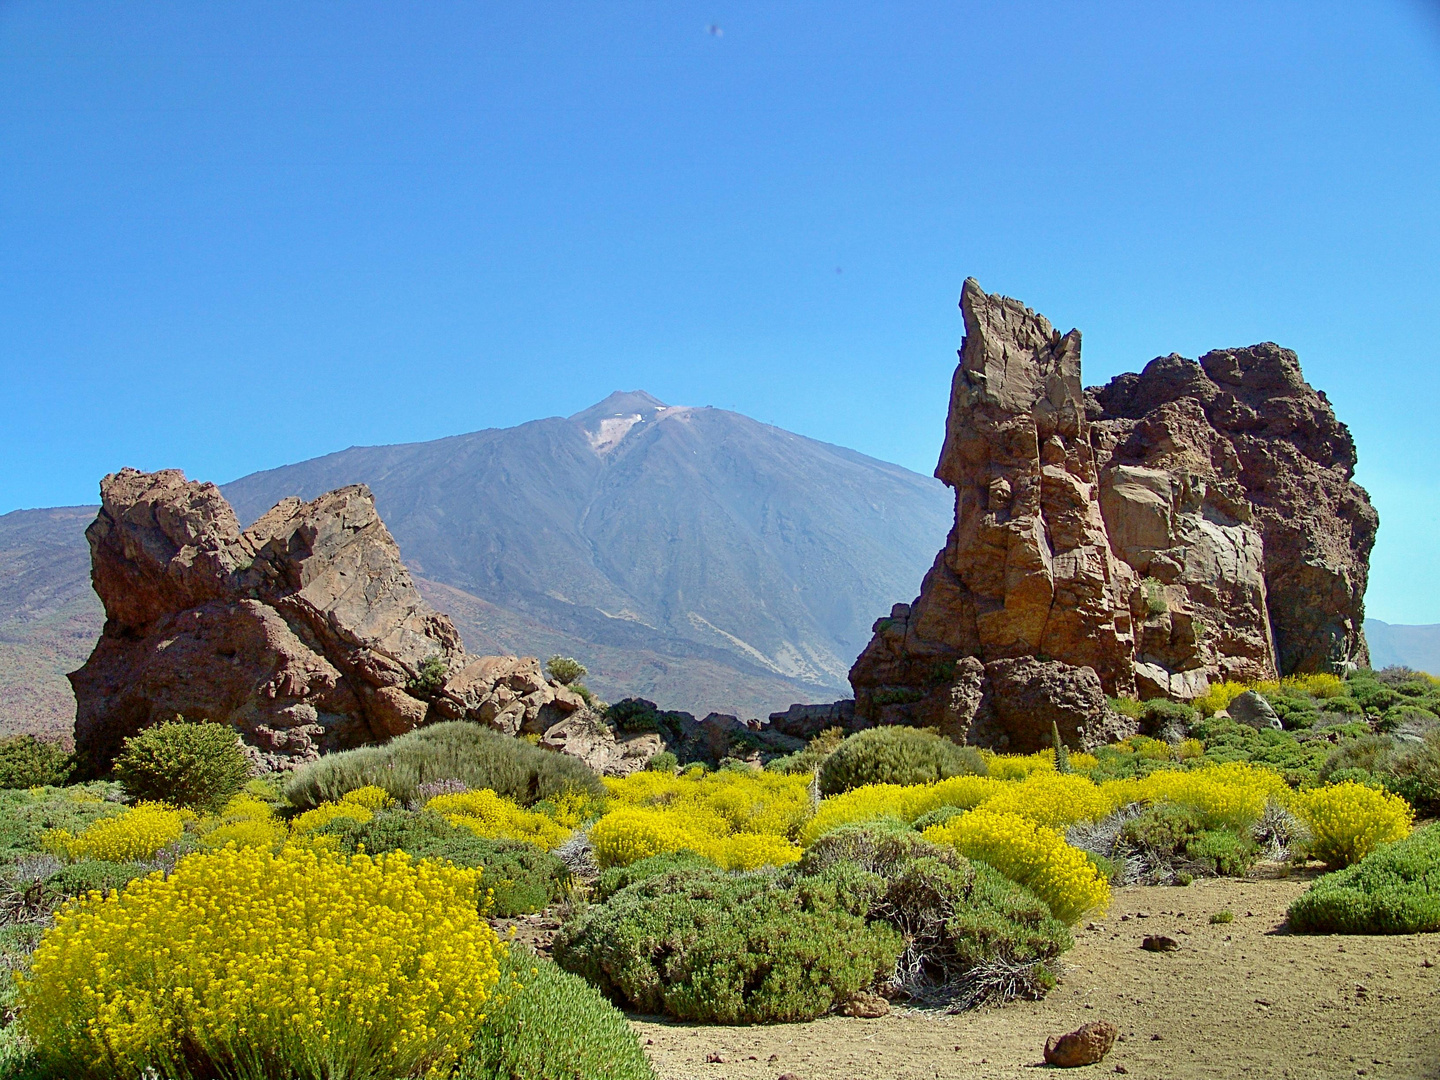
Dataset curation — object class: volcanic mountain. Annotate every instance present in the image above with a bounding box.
[0,393,953,734]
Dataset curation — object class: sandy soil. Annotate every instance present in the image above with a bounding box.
[628,873,1440,1080]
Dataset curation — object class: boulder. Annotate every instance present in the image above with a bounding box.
[1226,690,1283,731]
[969,657,1136,753]
[850,279,1375,744]
[69,469,607,774]
[1043,1021,1118,1067]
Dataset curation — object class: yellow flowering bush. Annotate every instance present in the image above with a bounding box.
[196,794,285,851]
[1290,781,1413,868]
[979,771,1120,829]
[923,809,1110,924]
[1107,760,1288,829]
[1193,680,1250,717]
[43,802,187,862]
[288,799,373,836]
[339,784,395,810]
[19,845,503,1080]
[603,768,811,838]
[427,789,572,850]
[799,775,999,844]
[589,806,801,870]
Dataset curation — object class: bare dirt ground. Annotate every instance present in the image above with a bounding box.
[629,873,1440,1080]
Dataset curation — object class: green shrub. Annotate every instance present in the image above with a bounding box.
[1318,734,1395,785]
[1107,696,1145,721]
[0,786,124,857]
[1288,824,1440,934]
[818,727,987,796]
[1141,699,1197,731]
[284,722,603,810]
[798,821,1069,1007]
[407,654,449,697]
[42,859,147,904]
[912,805,968,832]
[646,751,678,773]
[0,736,73,789]
[1347,678,1400,713]
[1382,731,1440,816]
[318,809,571,916]
[594,850,715,902]
[112,721,249,812]
[553,864,902,1023]
[545,656,587,686]
[460,947,655,1080]
[1209,910,1234,924]
[1379,703,1437,732]
[1192,716,1331,787]
[1120,804,1259,877]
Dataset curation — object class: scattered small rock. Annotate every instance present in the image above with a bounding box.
[1044,1021,1119,1067]
[768,1054,780,1064]
[1114,1067,1129,1075]
[705,1052,724,1063]
[1150,1034,1162,1041]
[778,1074,800,1080]
[840,990,889,1018]
[1142,935,1180,952]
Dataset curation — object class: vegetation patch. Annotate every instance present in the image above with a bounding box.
[818,726,986,795]
[1288,824,1440,934]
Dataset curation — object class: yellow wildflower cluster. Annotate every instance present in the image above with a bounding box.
[43,802,188,863]
[1289,781,1413,868]
[923,809,1110,924]
[589,806,801,870]
[427,789,573,850]
[1108,760,1288,829]
[591,768,812,869]
[982,750,1099,780]
[19,845,503,1079]
[337,784,396,810]
[981,772,1120,830]
[800,775,999,844]
[288,798,373,837]
[197,794,285,852]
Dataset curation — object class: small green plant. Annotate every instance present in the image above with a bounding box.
[113,720,250,812]
[646,751,678,773]
[1139,577,1168,615]
[407,654,449,697]
[460,947,656,1080]
[1108,696,1146,721]
[546,656,588,686]
[1209,910,1234,924]
[818,726,987,796]
[1051,721,1070,775]
[1174,871,1193,886]
[0,735,73,789]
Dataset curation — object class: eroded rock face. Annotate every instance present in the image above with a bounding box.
[70,469,596,773]
[851,279,1375,739]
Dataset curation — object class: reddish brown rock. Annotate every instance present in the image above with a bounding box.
[1044,1020,1118,1067]
[69,469,610,774]
[850,280,1375,741]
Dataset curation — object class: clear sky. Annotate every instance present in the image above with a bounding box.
[2,2,1438,622]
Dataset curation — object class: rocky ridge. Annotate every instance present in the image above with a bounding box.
[848,279,1376,748]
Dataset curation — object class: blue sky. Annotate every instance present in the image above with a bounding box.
[2,2,1438,621]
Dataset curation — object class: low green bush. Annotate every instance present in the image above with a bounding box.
[818,727,986,796]
[113,721,250,812]
[1120,804,1259,877]
[460,947,656,1080]
[0,737,73,790]
[1288,824,1440,934]
[1140,699,1196,732]
[0,786,124,857]
[553,864,901,1023]
[798,822,1069,1006]
[284,722,603,810]
[406,654,449,698]
[545,656,588,686]
[42,859,147,904]
[646,751,677,773]
[1318,734,1395,785]
[1383,731,1440,816]
[317,809,571,916]
[1192,717,1331,787]
[593,850,715,902]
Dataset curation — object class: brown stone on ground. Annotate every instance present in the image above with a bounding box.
[1142,935,1180,952]
[839,990,890,1018]
[849,278,1375,749]
[1044,1020,1118,1067]
[68,468,633,775]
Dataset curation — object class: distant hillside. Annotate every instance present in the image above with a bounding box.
[0,393,953,735]
[1364,619,1440,676]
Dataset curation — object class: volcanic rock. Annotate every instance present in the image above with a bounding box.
[1044,1021,1118,1067]
[1225,690,1283,731]
[69,469,602,773]
[850,279,1376,743]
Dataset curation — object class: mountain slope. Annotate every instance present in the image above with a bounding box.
[1,393,952,734]
[1363,619,1440,675]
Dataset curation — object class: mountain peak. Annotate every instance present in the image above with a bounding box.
[570,391,678,454]
[569,390,669,426]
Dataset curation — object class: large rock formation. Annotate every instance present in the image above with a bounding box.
[850,280,1376,745]
[70,469,649,774]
